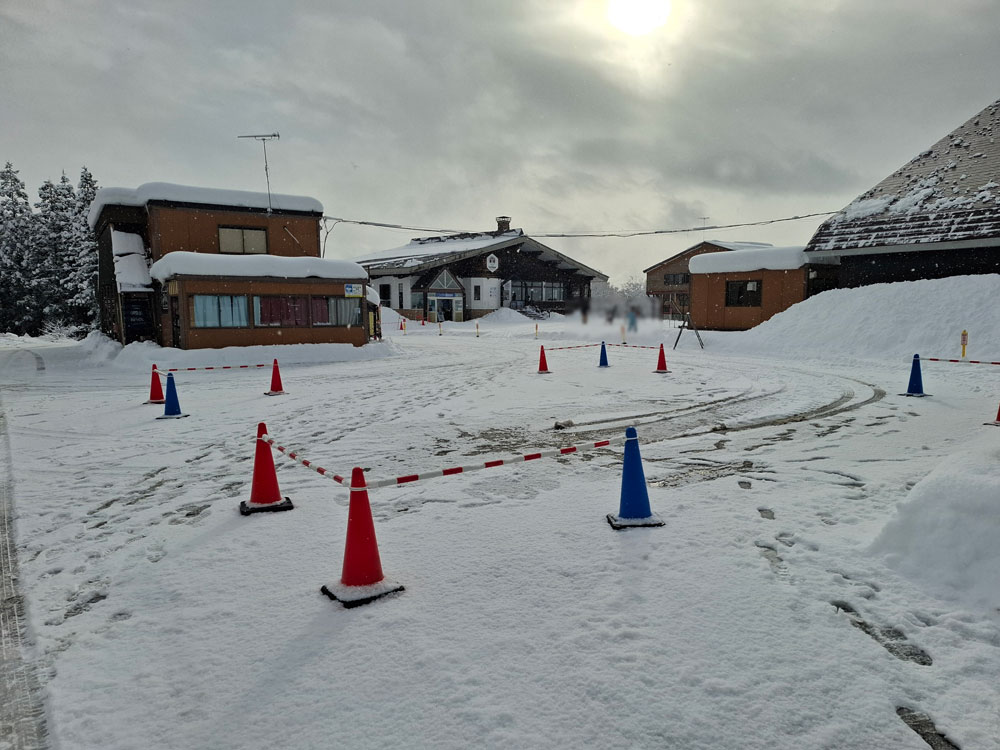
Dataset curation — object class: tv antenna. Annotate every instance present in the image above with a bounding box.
[238,132,280,212]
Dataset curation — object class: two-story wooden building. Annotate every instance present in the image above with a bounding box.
[644,241,769,318]
[356,217,607,321]
[89,183,374,349]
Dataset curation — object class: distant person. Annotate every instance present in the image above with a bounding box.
[607,305,617,323]
[581,296,590,325]
[627,307,638,332]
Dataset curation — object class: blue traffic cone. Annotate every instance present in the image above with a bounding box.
[901,354,929,397]
[607,426,664,529]
[599,341,610,367]
[156,373,190,419]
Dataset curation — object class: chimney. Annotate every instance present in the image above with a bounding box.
[496,215,511,234]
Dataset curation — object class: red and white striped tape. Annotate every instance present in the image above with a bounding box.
[155,363,270,376]
[260,435,346,485]
[546,344,602,351]
[924,358,1000,365]
[608,343,660,350]
[261,432,623,491]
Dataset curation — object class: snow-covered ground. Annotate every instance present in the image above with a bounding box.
[1,275,999,749]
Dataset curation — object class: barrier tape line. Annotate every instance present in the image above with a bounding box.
[546,344,602,351]
[261,435,346,485]
[925,358,1000,365]
[607,343,660,350]
[261,432,625,491]
[155,364,270,376]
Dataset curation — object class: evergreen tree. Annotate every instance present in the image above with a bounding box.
[33,175,78,332]
[67,167,100,327]
[0,162,36,334]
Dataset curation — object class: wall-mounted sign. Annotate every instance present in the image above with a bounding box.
[485,253,499,273]
[344,283,364,298]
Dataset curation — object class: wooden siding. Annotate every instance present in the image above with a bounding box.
[690,268,808,330]
[147,205,321,260]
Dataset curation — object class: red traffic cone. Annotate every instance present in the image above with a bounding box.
[654,344,670,374]
[538,345,551,374]
[399,318,404,330]
[265,359,285,396]
[239,422,293,515]
[985,401,1000,426]
[421,317,425,326]
[145,364,166,404]
[320,467,404,608]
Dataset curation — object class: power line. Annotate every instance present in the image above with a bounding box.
[321,210,836,240]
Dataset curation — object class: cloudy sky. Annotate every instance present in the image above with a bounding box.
[2,0,999,285]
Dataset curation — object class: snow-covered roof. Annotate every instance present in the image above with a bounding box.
[708,241,774,252]
[355,230,524,270]
[356,228,608,281]
[111,231,153,292]
[365,285,381,305]
[807,98,1000,253]
[642,241,771,273]
[149,252,366,283]
[89,182,324,228]
[689,245,810,274]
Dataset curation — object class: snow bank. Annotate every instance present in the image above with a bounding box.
[149,252,366,282]
[476,307,530,325]
[869,443,1000,613]
[77,331,399,370]
[722,274,1000,360]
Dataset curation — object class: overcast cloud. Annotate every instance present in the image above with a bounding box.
[2,0,998,284]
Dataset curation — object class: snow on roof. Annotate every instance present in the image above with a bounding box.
[355,229,524,270]
[366,285,381,305]
[149,252,366,283]
[89,182,324,228]
[689,245,809,274]
[111,231,152,292]
[807,98,1000,252]
[707,241,774,252]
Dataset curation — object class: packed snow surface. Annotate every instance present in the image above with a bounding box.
[149,251,366,282]
[689,244,811,273]
[2,274,999,749]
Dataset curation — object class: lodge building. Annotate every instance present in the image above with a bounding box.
[89,183,377,349]
[356,217,608,321]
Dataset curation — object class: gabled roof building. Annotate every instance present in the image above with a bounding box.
[357,217,608,322]
[806,98,1000,286]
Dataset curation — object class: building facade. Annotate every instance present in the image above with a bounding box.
[688,246,837,330]
[644,241,769,318]
[357,217,608,322]
[90,183,374,349]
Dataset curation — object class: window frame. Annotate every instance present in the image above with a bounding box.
[191,294,250,328]
[724,280,762,307]
[219,226,268,255]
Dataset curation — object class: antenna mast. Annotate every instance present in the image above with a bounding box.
[238,132,280,212]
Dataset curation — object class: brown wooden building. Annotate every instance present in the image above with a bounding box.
[688,245,837,330]
[89,183,374,349]
[644,241,770,318]
[357,217,608,321]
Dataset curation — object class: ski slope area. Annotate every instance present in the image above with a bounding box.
[0,275,998,749]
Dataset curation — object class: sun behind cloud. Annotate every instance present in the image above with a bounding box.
[606,0,672,36]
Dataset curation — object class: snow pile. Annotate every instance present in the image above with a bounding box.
[76,331,399,370]
[689,245,810,273]
[150,252,365,282]
[476,307,530,325]
[869,443,1000,613]
[111,231,153,292]
[722,274,1000,359]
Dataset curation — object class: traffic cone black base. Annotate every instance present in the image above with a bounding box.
[239,497,294,516]
[606,513,665,530]
[321,580,404,608]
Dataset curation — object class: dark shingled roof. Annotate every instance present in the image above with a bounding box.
[806,98,1000,254]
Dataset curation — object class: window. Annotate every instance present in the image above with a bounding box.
[253,296,308,326]
[379,284,391,305]
[410,292,425,309]
[192,295,249,328]
[725,280,762,307]
[398,283,404,309]
[309,297,362,327]
[663,273,690,285]
[473,285,481,301]
[219,227,267,254]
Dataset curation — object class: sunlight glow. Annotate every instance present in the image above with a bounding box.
[606,0,672,36]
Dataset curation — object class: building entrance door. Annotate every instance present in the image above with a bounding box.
[438,298,454,321]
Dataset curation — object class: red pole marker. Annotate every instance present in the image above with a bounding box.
[654,344,670,373]
[538,345,551,374]
[239,422,293,515]
[145,364,166,404]
[320,467,404,608]
[265,359,285,396]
